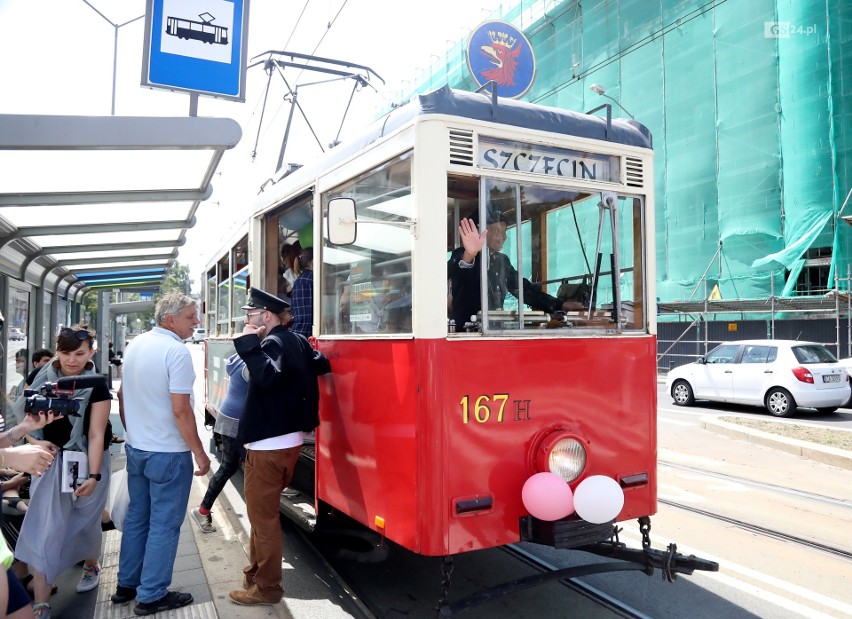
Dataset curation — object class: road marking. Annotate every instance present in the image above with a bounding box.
[619,531,852,617]
[658,406,712,416]
[658,417,695,427]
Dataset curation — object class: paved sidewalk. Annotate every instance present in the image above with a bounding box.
[82,376,355,619]
[93,463,290,619]
[37,378,296,619]
[700,415,852,470]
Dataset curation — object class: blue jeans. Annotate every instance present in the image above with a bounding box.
[117,444,193,603]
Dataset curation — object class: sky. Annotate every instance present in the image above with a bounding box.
[0,0,508,291]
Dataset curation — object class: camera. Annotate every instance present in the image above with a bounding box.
[23,375,107,417]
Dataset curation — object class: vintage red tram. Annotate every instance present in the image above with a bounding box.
[202,87,715,597]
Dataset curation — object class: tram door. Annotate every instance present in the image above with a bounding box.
[264,193,314,309]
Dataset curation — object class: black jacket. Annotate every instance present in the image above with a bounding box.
[235,325,331,444]
[448,247,562,327]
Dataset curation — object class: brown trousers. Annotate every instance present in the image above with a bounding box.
[242,446,301,595]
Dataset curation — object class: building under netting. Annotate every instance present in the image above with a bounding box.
[403,0,852,320]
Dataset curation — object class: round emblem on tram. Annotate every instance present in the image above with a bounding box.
[467,20,536,99]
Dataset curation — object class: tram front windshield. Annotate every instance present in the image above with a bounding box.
[447,175,646,334]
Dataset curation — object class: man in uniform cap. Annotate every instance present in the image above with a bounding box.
[448,206,584,328]
[228,288,330,606]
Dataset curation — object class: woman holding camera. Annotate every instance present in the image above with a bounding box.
[13,325,112,619]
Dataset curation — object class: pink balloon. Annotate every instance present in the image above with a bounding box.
[521,472,575,521]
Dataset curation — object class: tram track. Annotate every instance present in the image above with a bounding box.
[288,523,378,619]
[306,518,653,618]
[501,545,652,619]
[659,498,852,561]
[659,461,852,509]
[658,460,852,561]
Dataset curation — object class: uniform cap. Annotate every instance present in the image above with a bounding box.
[241,287,290,313]
[469,203,509,227]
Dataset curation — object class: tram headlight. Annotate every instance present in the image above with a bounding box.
[536,435,587,483]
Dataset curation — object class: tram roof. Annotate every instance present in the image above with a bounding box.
[409,86,653,149]
[259,86,653,230]
[0,114,241,300]
[258,86,652,222]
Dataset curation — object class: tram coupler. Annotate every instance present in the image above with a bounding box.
[576,540,719,580]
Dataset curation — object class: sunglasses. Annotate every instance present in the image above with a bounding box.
[58,327,93,341]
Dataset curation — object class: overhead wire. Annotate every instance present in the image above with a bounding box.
[256,0,352,160]
[283,0,312,51]
[252,0,313,147]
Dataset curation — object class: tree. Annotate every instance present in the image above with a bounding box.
[139,260,194,327]
[78,260,194,333]
[160,260,193,295]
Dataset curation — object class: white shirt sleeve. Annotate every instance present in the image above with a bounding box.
[167,348,196,394]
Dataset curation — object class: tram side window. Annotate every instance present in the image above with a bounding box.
[231,236,250,334]
[320,154,413,336]
[216,255,230,335]
[206,270,216,334]
[447,176,646,334]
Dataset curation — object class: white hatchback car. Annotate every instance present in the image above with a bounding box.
[665,339,850,417]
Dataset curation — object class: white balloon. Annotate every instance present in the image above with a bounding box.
[573,475,625,524]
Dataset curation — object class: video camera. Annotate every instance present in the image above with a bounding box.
[24,375,108,418]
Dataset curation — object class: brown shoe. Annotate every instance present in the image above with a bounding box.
[229,586,281,606]
[242,573,255,590]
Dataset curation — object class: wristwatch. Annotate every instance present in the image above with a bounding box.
[88,473,102,481]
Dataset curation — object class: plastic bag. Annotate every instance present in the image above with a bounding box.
[108,468,130,531]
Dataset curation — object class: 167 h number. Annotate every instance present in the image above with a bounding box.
[460,394,509,424]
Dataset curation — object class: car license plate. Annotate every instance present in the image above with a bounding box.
[823,374,841,383]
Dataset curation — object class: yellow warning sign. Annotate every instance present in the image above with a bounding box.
[709,284,722,300]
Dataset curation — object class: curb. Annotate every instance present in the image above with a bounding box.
[700,415,852,471]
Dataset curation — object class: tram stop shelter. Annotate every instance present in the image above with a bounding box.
[0,113,241,393]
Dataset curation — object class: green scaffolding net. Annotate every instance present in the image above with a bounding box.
[409,0,852,306]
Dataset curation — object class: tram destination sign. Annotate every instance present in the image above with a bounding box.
[141,0,250,101]
[478,137,619,183]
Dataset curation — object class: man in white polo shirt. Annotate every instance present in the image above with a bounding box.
[112,292,210,616]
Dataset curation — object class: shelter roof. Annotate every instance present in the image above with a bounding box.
[0,114,241,300]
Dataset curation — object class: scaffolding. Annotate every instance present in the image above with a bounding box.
[657,264,852,371]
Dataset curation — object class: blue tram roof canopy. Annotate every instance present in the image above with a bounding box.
[411,86,652,149]
[351,86,653,165]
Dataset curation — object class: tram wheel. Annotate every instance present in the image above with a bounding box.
[671,380,695,406]
[765,387,796,417]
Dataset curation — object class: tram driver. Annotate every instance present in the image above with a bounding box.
[448,206,584,329]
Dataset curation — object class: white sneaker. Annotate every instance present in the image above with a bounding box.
[76,564,100,593]
[190,506,217,533]
[281,487,299,498]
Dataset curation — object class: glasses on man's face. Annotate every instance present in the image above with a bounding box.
[58,327,92,341]
[245,310,266,319]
